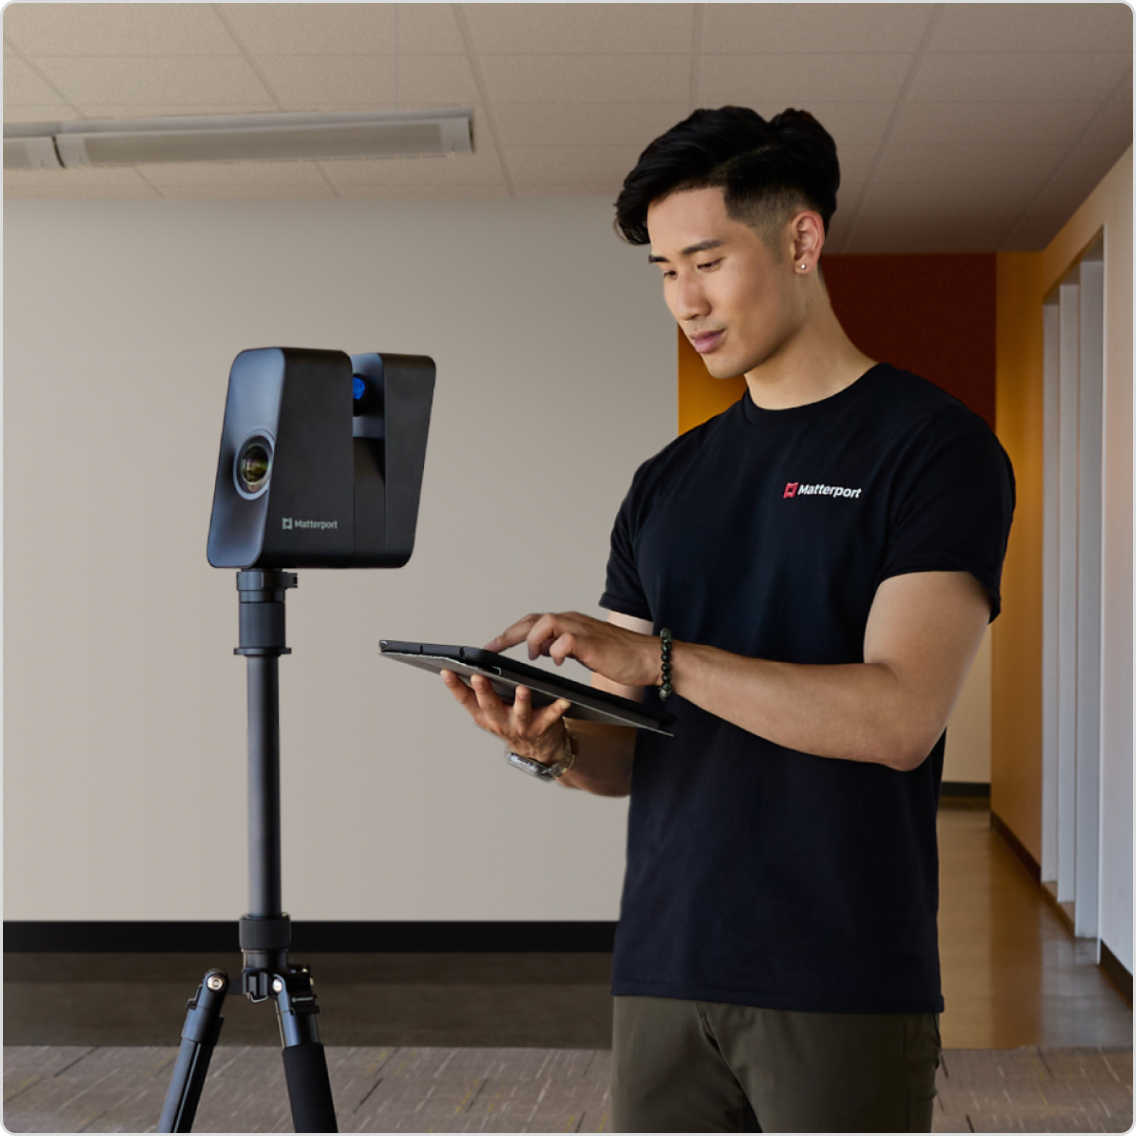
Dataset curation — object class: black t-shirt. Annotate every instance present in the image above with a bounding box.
[599,363,1015,1014]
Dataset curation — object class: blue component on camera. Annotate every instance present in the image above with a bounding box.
[353,376,367,401]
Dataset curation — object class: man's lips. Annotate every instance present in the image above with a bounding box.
[690,330,725,354]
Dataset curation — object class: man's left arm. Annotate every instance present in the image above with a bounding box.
[664,570,990,771]
[491,570,991,773]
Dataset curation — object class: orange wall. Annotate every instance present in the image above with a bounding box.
[992,253,1046,858]
[678,254,996,434]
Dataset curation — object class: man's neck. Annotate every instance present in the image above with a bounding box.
[744,303,876,411]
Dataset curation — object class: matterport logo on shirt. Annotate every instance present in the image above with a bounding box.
[783,481,862,499]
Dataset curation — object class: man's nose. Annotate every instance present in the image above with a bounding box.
[674,276,709,320]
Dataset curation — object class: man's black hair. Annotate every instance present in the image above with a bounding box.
[613,106,840,253]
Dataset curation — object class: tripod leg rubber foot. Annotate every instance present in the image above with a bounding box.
[282,1042,338,1132]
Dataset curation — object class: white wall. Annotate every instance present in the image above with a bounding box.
[3,197,676,921]
[943,631,991,784]
[1038,148,1132,973]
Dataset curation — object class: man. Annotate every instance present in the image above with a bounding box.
[441,107,1014,1132]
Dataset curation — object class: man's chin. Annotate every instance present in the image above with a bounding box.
[703,357,747,382]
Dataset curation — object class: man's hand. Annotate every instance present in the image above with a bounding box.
[440,669,572,763]
[485,611,662,690]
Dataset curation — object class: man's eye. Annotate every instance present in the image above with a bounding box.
[698,259,722,271]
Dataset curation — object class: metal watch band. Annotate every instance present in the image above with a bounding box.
[505,721,577,782]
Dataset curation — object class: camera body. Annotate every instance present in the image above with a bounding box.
[206,347,435,569]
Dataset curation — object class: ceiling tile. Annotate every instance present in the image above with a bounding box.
[3,164,154,189]
[318,147,505,185]
[1049,142,1131,184]
[396,5,465,54]
[219,4,395,56]
[507,144,642,184]
[465,4,694,54]
[147,181,336,199]
[479,54,689,104]
[702,4,934,54]
[930,3,1133,53]
[74,104,294,119]
[138,160,329,188]
[3,105,77,123]
[892,100,1100,145]
[1081,99,1134,147]
[1027,180,1100,217]
[999,214,1067,251]
[857,179,1039,216]
[337,182,509,198]
[844,213,1013,254]
[4,181,160,198]
[796,102,893,147]
[515,183,620,197]
[255,55,397,108]
[3,3,239,56]
[395,56,479,106]
[493,103,690,148]
[875,143,1067,182]
[34,56,276,109]
[4,56,68,104]
[824,217,859,256]
[910,51,1131,103]
[699,53,913,105]
[832,144,877,185]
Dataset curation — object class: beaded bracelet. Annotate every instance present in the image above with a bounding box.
[659,628,673,701]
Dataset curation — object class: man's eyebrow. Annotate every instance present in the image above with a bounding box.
[647,239,725,265]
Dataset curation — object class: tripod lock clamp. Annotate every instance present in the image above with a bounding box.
[235,569,298,657]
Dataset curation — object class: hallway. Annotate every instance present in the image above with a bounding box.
[937,804,1130,1049]
[4,803,1132,1132]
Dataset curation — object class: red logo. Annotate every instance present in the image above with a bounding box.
[783,482,799,499]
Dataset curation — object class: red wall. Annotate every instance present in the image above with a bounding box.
[678,253,997,435]
[823,253,996,431]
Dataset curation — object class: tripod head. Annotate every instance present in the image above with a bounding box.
[206,347,435,570]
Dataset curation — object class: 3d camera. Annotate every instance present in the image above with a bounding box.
[206,347,435,569]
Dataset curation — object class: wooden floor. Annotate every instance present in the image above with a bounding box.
[4,803,1132,1132]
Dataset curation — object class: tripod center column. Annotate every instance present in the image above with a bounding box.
[235,570,297,923]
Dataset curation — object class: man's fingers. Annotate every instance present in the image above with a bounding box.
[486,614,542,653]
[441,669,477,711]
[469,673,507,718]
[513,684,534,729]
[534,698,573,733]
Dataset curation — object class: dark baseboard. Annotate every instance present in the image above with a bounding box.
[3,921,618,954]
[941,781,991,798]
[989,814,1132,1009]
[989,809,1041,883]
[1101,940,1134,1008]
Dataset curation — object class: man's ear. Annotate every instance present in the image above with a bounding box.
[788,210,826,271]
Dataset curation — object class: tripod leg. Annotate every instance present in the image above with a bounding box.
[274,966,338,1133]
[158,970,229,1133]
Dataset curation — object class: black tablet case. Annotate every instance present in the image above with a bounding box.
[380,641,675,735]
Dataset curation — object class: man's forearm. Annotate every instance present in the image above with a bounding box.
[558,720,637,796]
[668,641,934,771]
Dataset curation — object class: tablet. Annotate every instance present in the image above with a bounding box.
[380,640,676,735]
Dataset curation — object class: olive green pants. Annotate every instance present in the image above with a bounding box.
[611,996,941,1133]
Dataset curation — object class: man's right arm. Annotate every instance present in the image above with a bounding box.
[554,611,651,797]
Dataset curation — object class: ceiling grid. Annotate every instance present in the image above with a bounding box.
[2,2,1131,252]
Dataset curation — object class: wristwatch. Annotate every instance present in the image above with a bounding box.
[505,721,578,782]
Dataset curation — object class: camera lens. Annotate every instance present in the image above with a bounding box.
[235,434,273,498]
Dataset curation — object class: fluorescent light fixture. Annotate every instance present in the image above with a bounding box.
[4,108,473,170]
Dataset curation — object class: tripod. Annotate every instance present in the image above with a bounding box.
[159,569,338,1133]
